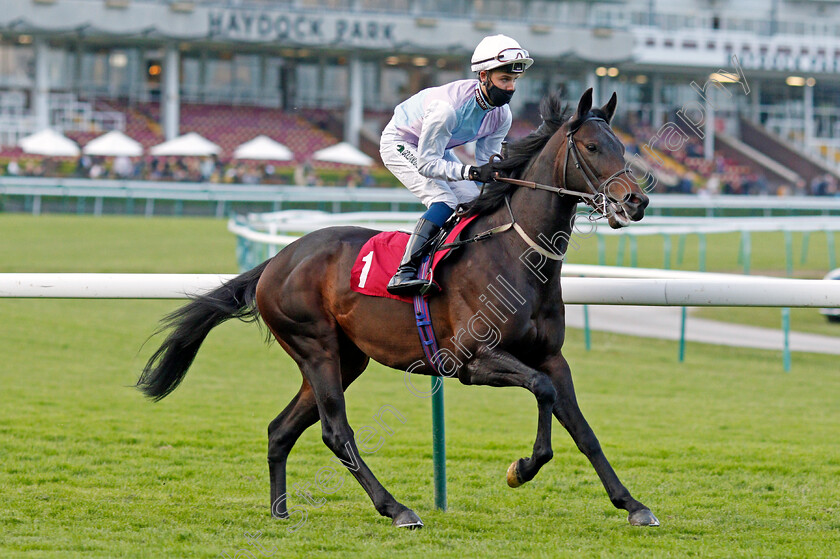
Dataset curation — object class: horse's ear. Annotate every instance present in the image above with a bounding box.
[601,92,617,123]
[575,88,593,119]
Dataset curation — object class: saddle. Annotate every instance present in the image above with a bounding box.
[350,214,478,304]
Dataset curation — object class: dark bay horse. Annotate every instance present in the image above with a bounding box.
[137,88,658,528]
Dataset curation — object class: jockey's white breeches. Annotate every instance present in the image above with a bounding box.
[379,134,480,210]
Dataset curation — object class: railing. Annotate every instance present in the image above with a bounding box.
[1,270,837,375]
[229,209,840,274]
[90,0,840,36]
[0,179,424,217]
[0,272,836,307]
[89,0,624,27]
[3,178,840,219]
[0,94,127,147]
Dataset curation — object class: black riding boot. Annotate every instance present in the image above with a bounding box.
[387,218,442,296]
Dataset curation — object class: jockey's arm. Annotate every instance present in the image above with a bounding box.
[416,100,474,182]
[474,109,512,166]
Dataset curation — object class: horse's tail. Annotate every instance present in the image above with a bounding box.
[136,260,271,401]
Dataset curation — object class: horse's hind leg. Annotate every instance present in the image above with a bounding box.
[543,354,659,527]
[285,334,422,528]
[462,347,557,486]
[268,382,319,518]
[268,338,369,519]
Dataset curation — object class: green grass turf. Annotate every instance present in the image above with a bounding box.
[692,306,840,337]
[569,229,839,279]
[2,215,840,558]
[0,214,237,273]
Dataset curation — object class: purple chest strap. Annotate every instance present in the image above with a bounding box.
[412,256,442,374]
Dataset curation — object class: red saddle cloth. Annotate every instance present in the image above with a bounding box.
[350,215,478,303]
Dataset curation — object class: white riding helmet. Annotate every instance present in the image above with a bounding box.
[470,34,534,74]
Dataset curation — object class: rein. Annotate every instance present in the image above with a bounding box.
[501,116,630,219]
[441,116,631,260]
[496,176,610,217]
[441,196,563,260]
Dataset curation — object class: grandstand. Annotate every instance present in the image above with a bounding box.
[0,0,839,195]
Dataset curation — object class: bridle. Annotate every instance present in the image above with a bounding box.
[497,116,631,221]
[442,116,634,263]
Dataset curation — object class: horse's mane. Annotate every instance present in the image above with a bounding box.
[461,91,575,218]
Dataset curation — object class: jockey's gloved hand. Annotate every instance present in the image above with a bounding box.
[467,162,499,183]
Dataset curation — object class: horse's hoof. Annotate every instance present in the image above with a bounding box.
[392,509,424,529]
[506,460,524,488]
[628,508,660,527]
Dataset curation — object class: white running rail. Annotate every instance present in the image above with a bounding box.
[1,273,838,308]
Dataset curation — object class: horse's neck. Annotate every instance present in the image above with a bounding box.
[504,133,577,283]
[471,180,575,291]
[511,184,576,251]
[468,128,577,287]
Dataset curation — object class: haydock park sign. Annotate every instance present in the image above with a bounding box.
[208,9,396,47]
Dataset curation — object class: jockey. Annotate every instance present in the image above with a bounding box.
[380,34,533,296]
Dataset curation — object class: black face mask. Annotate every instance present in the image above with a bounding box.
[483,79,514,106]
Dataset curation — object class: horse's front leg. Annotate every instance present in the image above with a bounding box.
[462,346,557,486]
[542,353,659,526]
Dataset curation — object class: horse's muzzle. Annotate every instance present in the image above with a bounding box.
[607,192,649,229]
[623,192,649,219]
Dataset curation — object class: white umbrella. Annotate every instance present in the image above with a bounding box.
[18,129,80,157]
[233,135,294,161]
[150,132,220,157]
[312,142,374,166]
[83,130,144,157]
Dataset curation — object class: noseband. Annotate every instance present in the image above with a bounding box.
[499,116,630,220]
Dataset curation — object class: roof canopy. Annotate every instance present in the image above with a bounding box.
[83,130,144,157]
[18,129,80,157]
[233,135,294,161]
[312,142,374,166]
[150,132,221,157]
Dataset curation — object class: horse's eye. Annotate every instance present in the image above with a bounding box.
[586,144,597,152]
